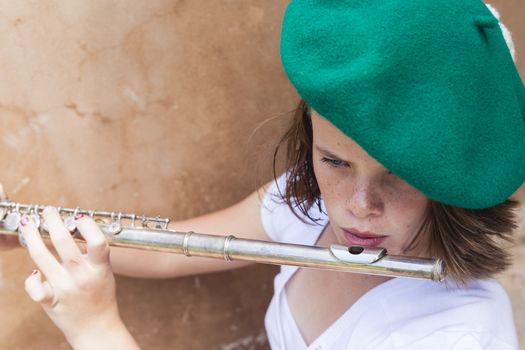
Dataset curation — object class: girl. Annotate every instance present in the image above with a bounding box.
[5,0,525,348]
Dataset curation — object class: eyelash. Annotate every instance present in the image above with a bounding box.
[320,157,393,175]
[320,157,349,168]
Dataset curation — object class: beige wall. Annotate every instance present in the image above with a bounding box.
[0,1,523,349]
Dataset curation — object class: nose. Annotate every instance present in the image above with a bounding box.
[346,182,383,218]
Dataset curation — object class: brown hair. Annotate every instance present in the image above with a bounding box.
[272,99,521,283]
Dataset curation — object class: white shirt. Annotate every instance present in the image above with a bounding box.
[261,174,518,349]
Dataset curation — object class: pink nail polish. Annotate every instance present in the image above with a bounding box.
[31,269,38,275]
[20,216,30,226]
[74,213,84,220]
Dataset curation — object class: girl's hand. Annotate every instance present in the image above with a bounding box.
[0,184,20,251]
[19,206,137,348]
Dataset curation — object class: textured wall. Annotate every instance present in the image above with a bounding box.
[0,1,523,349]
[0,1,294,349]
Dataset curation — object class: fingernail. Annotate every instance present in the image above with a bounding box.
[74,213,84,220]
[31,269,38,275]
[20,216,30,227]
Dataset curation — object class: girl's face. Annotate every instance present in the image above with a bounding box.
[311,110,429,256]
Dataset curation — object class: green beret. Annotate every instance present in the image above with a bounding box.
[280,0,525,209]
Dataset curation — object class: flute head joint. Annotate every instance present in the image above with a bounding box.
[330,245,387,264]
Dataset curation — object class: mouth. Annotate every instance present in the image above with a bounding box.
[341,228,388,248]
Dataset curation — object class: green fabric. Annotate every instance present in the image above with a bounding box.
[280,0,525,209]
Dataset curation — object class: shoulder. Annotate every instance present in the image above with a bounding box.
[260,172,327,243]
[372,278,518,349]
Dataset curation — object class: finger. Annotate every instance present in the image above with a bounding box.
[19,215,65,283]
[74,215,110,266]
[42,206,83,264]
[24,269,56,306]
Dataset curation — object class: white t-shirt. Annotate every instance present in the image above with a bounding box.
[261,174,518,350]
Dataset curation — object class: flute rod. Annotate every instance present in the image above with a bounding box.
[0,225,445,282]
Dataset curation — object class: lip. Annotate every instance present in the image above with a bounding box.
[342,228,388,248]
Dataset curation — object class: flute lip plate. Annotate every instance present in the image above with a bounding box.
[329,244,386,264]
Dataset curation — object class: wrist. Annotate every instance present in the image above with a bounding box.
[67,314,139,350]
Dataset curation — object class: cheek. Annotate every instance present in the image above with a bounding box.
[381,174,427,205]
[383,186,429,238]
[313,162,343,202]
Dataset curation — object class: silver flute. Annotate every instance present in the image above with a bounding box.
[0,200,445,282]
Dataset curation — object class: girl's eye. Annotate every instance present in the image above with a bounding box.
[320,157,394,176]
[320,157,349,168]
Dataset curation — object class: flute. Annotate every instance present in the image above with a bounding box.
[0,201,445,282]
